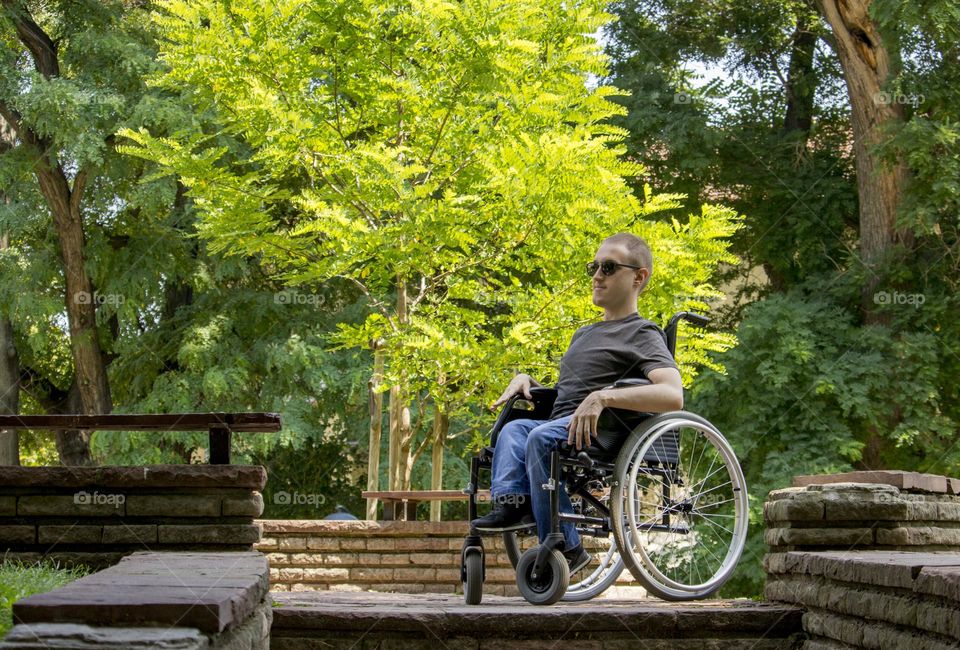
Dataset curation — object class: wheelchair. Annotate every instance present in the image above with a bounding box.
[460,311,748,605]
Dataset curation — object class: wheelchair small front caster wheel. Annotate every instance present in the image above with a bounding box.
[463,549,484,605]
[516,546,569,605]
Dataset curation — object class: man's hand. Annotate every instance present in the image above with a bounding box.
[490,373,538,411]
[567,391,607,450]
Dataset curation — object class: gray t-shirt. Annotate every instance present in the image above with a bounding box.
[548,312,678,419]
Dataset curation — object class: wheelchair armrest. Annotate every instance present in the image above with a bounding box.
[489,387,558,448]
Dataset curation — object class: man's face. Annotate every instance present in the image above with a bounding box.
[590,243,648,307]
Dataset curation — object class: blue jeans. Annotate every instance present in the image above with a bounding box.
[490,415,579,549]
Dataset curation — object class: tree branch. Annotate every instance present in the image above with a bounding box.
[3,0,60,78]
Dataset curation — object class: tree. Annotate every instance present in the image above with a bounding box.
[121,0,743,510]
[0,1,114,464]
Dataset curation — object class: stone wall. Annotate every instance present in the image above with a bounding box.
[763,471,960,649]
[765,550,960,649]
[765,477,960,553]
[0,551,271,650]
[0,465,265,570]
[256,520,643,596]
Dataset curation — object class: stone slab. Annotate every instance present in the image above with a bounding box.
[793,471,954,494]
[0,465,267,489]
[12,551,268,633]
[0,623,209,649]
[258,519,468,536]
[37,525,103,545]
[100,524,158,545]
[764,550,960,590]
[125,494,221,517]
[157,523,261,544]
[0,525,36,545]
[222,493,263,517]
[17,495,125,517]
[915,565,960,602]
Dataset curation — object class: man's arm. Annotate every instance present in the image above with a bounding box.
[566,367,683,450]
[597,367,683,412]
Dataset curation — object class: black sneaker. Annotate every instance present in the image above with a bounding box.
[470,496,534,532]
[563,544,591,574]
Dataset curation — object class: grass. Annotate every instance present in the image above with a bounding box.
[0,559,90,637]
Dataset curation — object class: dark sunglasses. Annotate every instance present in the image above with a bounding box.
[586,260,644,277]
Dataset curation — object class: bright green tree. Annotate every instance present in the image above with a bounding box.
[0,1,374,500]
[121,0,743,516]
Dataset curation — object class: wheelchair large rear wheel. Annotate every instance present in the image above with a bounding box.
[610,411,748,600]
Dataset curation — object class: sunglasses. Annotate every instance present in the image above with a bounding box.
[586,260,644,277]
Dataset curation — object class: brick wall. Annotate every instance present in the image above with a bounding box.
[256,520,642,596]
[0,465,265,570]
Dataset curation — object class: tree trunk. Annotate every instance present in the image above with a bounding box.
[387,276,414,491]
[816,0,912,322]
[0,2,112,465]
[782,13,817,139]
[0,301,19,466]
[54,384,91,466]
[366,343,384,519]
[0,116,19,465]
[429,410,449,522]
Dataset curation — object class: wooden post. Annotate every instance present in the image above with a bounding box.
[366,344,384,520]
[209,426,231,464]
[429,410,449,522]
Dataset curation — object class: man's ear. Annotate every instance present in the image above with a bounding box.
[634,268,650,290]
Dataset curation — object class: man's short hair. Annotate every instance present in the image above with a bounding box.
[603,232,653,291]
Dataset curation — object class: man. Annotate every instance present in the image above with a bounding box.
[470,232,684,574]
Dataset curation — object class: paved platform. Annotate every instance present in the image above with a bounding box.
[270,591,805,649]
[11,551,268,633]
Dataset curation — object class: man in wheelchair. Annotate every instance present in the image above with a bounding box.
[470,232,684,575]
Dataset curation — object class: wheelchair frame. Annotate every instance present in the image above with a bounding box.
[460,311,749,605]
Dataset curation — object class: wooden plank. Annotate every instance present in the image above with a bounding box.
[361,490,491,501]
[0,413,281,432]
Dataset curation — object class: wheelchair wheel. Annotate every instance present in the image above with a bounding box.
[561,531,625,601]
[610,411,748,601]
[503,531,522,570]
[516,546,569,606]
[504,529,622,601]
[463,550,484,605]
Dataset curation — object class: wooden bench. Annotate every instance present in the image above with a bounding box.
[362,489,492,521]
[0,412,281,464]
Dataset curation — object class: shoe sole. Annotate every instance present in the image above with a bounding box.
[568,554,592,574]
[472,518,536,533]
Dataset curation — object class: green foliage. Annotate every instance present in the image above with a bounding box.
[690,281,959,596]
[121,0,743,483]
[1,2,376,492]
[0,559,89,636]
